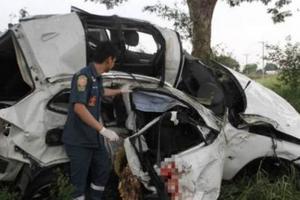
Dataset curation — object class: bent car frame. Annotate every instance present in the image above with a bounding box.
[0,7,299,200]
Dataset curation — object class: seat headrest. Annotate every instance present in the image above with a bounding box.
[124,30,139,46]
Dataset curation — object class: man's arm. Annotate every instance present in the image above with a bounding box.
[69,74,119,142]
[74,103,103,131]
[104,88,121,97]
[104,84,132,97]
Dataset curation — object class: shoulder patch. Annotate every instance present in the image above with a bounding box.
[77,75,88,92]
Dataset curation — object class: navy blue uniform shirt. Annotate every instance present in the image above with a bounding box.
[63,63,104,148]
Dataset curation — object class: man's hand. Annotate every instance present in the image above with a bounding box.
[120,84,132,93]
[104,84,132,97]
[99,127,120,142]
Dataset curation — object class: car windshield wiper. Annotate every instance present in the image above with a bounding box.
[244,80,252,91]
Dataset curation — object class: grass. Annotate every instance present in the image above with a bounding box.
[50,169,74,200]
[0,169,73,200]
[219,161,300,200]
[0,186,18,200]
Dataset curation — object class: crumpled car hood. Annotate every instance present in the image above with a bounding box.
[228,68,300,139]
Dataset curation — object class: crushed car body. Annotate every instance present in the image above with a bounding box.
[0,7,299,200]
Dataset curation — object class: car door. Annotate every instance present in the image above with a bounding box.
[14,13,87,82]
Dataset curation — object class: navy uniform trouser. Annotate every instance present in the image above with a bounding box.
[64,142,111,200]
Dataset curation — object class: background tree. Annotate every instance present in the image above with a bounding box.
[144,0,292,62]
[243,63,258,74]
[264,63,279,71]
[84,0,128,9]
[212,46,240,71]
[86,0,293,62]
[267,38,300,88]
[19,8,29,18]
[7,8,29,29]
[256,68,264,75]
[214,54,240,72]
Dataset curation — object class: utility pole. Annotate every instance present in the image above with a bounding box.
[243,54,249,74]
[244,54,249,65]
[259,41,265,78]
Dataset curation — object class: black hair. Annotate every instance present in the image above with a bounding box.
[92,41,119,63]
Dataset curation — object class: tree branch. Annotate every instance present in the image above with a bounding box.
[226,0,292,23]
[84,0,128,9]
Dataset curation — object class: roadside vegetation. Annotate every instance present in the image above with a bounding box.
[256,75,300,113]
[0,169,73,200]
[0,186,18,200]
[219,161,300,200]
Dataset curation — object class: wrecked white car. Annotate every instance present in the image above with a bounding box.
[0,7,299,200]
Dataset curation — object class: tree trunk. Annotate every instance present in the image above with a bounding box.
[187,0,218,62]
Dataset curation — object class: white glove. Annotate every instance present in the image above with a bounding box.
[99,127,120,142]
[120,84,132,93]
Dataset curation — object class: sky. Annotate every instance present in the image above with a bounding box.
[1,0,300,68]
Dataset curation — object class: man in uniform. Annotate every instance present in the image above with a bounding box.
[63,42,128,200]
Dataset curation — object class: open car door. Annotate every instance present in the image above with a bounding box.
[13,13,86,82]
